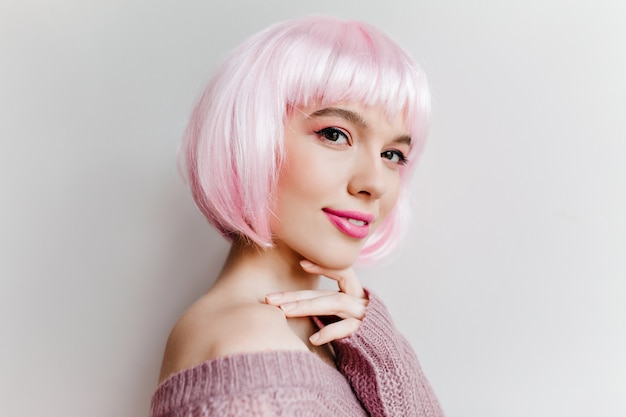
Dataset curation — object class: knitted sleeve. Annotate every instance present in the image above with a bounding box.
[329,290,445,417]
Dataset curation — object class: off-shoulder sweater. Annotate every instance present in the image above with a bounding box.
[150,291,444,417]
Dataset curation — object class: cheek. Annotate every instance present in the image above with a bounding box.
[276,158,311,201]
[380,175,402,219]
[272,148,334,225]
[280,144,345,198]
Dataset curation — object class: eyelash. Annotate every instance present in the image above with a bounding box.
[381,150,409,166]
[314,127,408,166]
[314,127,350,145]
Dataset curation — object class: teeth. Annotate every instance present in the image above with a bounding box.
[347,218,366,226]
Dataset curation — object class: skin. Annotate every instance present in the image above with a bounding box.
[158,103,411,383]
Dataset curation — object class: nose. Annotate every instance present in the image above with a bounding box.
[347,152,385,200]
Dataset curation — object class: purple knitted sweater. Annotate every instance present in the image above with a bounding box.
[151,291,444,416]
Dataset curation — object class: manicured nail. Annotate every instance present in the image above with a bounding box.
[309,332,320,344]
[300,260,314,269]
[280,302,297,312]
[265,293,282,302]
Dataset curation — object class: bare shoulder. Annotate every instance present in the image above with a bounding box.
[158,293,306,383]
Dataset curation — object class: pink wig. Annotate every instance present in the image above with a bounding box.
[182,15,430,264]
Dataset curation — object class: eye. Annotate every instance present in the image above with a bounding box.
[381,150,408,165]
[314,127,350,145]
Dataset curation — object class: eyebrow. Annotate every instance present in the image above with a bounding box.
[309,107,370,130]
[308,107,412,147]
[393,134,412,147]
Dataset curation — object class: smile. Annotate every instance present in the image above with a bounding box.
[322,208,375,239]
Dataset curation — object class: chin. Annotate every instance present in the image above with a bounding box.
[302,244,363,270]
[312,256,357,270]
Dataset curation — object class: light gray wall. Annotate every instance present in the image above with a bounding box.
[1,1,625,416]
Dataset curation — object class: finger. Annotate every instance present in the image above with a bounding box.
[265,289,336,306]
[300,260,365,299]
[309,318,362,346]
[278,293,367,320]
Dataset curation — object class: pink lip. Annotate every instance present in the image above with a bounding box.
[322,208,375,239]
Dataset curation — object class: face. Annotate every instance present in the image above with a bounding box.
[270,103,411,269]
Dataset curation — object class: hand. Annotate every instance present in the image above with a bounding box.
[265,260,369,346]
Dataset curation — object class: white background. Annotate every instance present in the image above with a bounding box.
[1,1,625,416]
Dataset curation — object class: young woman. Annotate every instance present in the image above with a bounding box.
[151,15,444,417]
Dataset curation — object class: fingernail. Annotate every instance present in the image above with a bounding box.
[309,333,320,344]
[265,293,282,302]
[280,302,296,312]
[300,260,314,269]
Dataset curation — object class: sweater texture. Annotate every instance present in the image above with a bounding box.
[151,290,444,417]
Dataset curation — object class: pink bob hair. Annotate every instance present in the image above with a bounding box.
[182,15,430,265]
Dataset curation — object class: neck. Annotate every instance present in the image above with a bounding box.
[213,238,321,302]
